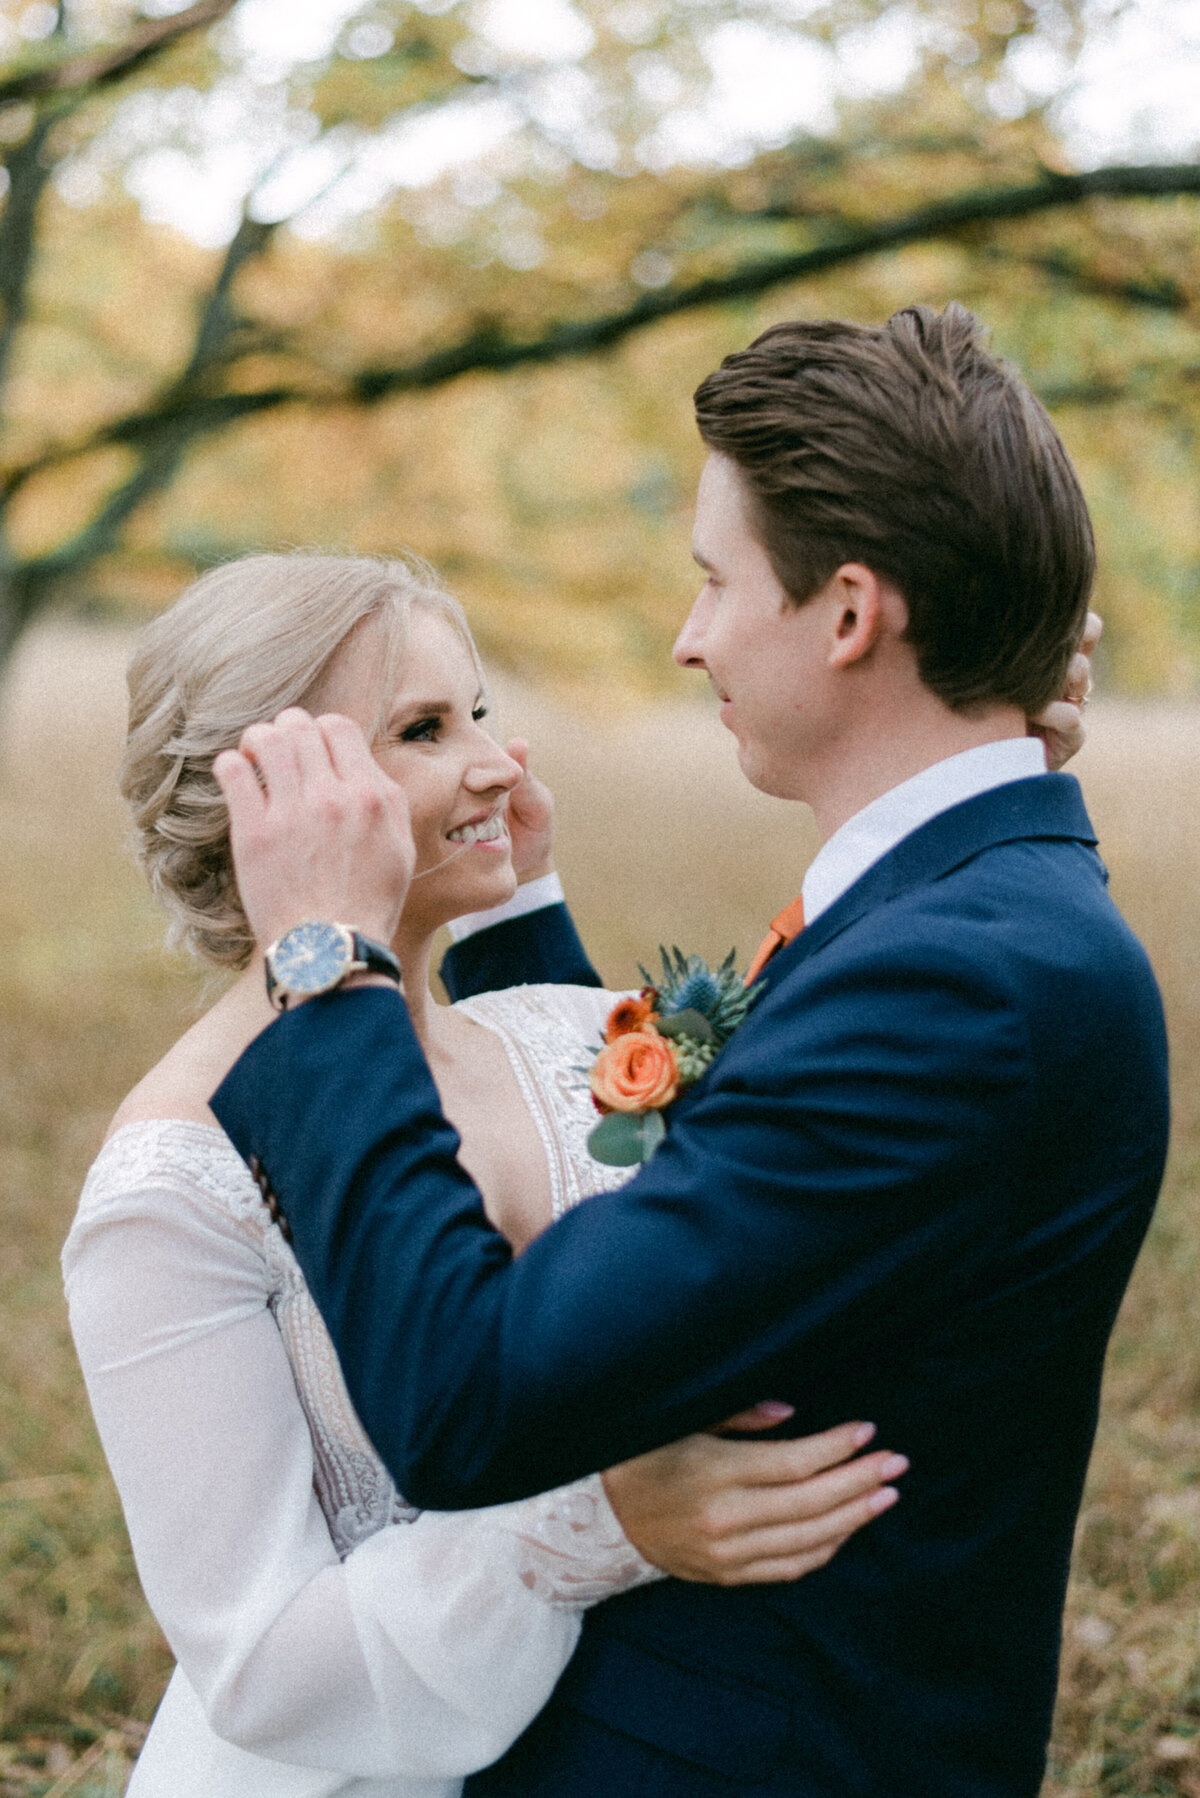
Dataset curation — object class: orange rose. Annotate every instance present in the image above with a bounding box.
[603,991,658,1042]
[590,1030,679,1114]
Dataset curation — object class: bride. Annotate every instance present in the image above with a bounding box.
[63,552,908,1798]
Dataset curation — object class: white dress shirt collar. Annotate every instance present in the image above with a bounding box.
[800,737,1048,927]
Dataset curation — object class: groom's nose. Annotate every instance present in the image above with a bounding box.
[672,599,709,670]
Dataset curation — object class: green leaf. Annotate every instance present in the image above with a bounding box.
[588,1108,667,1166]
[587,1111,646,1165]
[640,1109,667,1157]
[655,1007,717,1044]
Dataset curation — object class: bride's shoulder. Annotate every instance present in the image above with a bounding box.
[103,973,270,1142]
[75,1083,260,1263]
[105,1030,218,1142]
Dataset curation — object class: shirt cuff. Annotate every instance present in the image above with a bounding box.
[445,873,566,943]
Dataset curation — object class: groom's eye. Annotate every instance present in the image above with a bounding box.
[471,705,488,723]
[400,715,442,743]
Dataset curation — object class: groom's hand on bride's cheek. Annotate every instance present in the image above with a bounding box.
[601,1418,908,1587]
[504,739,556,883]
[213,709,415,952]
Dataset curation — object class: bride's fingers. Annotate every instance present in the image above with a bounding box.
[707,1418,879,1482]
[724,1542,844,1584]
[715,1401,796,1432]
[1063,650,1092,707]
[717,1537,851,1586]
[710,1483,901,1567]
[699,1446,909,1539]
[1030,699,1085,773]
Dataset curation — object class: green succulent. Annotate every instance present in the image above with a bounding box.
[672,1035,718,1084]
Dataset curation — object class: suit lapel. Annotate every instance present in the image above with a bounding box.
[756,772,1099,990]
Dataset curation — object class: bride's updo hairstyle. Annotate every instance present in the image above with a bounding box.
[122,551,480,970]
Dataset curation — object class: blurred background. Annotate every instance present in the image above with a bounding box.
[0,1,1198,1791]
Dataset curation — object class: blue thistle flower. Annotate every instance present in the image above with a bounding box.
[638,947,761,1045]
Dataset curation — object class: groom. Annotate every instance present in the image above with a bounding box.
[211,304,1169,1797]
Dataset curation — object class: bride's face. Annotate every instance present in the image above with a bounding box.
[318,606,521,936]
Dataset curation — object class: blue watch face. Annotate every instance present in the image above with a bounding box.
[272,922,352,995]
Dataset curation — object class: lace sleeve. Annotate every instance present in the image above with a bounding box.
[496,1471,664,1607]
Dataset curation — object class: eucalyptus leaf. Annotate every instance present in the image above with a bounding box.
[656,1007,717,1044]
[588,1111,649,1166]
[640,1109,667,1156]
[588,1107,668,1166]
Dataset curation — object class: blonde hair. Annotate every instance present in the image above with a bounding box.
[121,551,480,969]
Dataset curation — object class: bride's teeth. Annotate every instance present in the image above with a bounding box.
[448,815,506,844]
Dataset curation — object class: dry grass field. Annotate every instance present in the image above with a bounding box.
[0,620,1197,1795]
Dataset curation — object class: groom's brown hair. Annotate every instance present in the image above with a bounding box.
[693,303,1093,713]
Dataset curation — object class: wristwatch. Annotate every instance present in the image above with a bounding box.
[265,921,402,1011]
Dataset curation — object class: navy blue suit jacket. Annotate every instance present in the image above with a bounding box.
[213,774,1169,1798]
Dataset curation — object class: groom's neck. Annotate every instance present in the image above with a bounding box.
[806,694,1029,843]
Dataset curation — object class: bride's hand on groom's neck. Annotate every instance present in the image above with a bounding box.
[1027,609,1102,773]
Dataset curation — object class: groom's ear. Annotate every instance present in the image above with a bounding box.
[826,564,907,670]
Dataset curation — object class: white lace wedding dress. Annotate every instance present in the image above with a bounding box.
[63,984,651,1798]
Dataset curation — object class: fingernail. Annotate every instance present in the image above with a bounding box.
[755,1402,795,1422]
[852,1422,877,1448]
[879,1454,909,1479]
[870,1486,900,1513]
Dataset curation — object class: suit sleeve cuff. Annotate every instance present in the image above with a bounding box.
[445,873,566,943]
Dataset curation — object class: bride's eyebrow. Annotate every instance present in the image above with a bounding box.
[388,696,455,723]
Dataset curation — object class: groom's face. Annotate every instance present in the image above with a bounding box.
[674,453,839,801]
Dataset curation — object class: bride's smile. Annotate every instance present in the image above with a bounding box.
[446,809,508,846]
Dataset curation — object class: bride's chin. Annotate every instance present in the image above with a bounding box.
[417,855,519,926]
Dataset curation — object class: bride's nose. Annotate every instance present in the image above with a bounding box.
[464,738,523,794]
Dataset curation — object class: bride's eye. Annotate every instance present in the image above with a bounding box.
[400,715,442,743]
[472,705,488,723]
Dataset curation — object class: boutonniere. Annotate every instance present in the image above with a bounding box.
[586,949,764,1166]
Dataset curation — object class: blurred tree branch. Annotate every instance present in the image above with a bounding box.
[0,110,58,395]
[0,0,1198,690]
[0,208,279,661]
[0,0,238,107]
[0,0,243,663]
[344,162,1200,395]
[984,248,1189,313]
[5,157,1198,503]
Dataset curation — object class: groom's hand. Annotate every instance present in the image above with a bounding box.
[213,708,415,952]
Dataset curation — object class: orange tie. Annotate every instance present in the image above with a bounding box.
[744,895,806,986]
